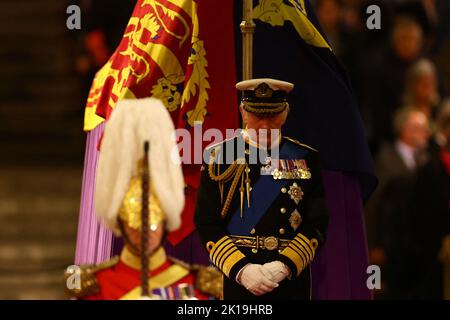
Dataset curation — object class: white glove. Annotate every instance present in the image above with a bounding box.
[236,264,279,296]
[262,261,291,283]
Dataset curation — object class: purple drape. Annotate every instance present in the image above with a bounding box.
[311,170,372,299]
[74,123,118,265]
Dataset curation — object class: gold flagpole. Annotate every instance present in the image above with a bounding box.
[444,260,450,300]
[241,0,255,80]
[240,1,255,214]
[441,235,450,300]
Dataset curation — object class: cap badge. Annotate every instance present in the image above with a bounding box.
[255,83,273,98]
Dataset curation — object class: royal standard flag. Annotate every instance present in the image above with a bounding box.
[82,0,239,245]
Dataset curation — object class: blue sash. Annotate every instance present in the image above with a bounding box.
[227,141,308,235]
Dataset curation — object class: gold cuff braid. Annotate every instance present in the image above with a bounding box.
[209,236,246,278]
[280,234,317,276]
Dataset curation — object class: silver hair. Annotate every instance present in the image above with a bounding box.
[393,107,427,136]
[403,58,440,106]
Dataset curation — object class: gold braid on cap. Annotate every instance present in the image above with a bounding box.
[118,160,165,230]
[242,101,288,114]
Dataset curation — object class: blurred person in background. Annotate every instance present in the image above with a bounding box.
[428,99,450,155]
[314,0,344,57]
[338,0,391,122]
[408,102,450,299]
[393,0,438,47]
[430,0,450,95]
[403,58,441,122]
[75,0,135,96]
[313,0,382,113]
[366,107,430,299]
[366,15,425,150]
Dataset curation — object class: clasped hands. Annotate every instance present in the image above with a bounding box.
[236,261,291,296]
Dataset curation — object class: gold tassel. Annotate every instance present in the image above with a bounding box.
[239,171,245,218]
[216,162,224,205]
[245,165,251,208]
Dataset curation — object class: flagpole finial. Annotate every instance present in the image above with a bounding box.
[241,0,255,81]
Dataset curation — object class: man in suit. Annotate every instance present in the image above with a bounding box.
[194,79,329,300]
[366,107,430,299]
[409,101,450,299]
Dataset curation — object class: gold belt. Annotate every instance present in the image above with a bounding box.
[230,235,290,251]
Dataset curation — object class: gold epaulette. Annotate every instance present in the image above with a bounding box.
[64,256,119,299]
[283,136,318,152]
[194,265,223,299]
[167,256,192,271]
[168,256,223,299]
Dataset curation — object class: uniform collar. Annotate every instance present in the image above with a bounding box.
[241,129,282,151]
[120,246,167,271]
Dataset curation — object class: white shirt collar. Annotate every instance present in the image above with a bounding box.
[395,140,416,170]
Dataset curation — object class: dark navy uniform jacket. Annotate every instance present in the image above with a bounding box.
[194,133,329,300]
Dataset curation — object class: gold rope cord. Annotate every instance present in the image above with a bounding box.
[208,152,246,219]
[220,164,245,219]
